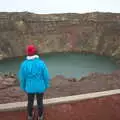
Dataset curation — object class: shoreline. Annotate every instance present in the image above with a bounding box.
[0,70,120,104]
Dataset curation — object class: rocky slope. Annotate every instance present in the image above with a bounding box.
[0,12,120,60]
[0,71,120,104]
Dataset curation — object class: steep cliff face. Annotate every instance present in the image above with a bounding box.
[0,12,120,59]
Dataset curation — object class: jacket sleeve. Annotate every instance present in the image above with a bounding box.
[18,62,26,91]
[42,62,51,89]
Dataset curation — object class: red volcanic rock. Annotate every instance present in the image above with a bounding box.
[0,71,120,104]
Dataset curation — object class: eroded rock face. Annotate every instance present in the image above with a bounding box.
[0,76,16,89]
[1,70,120,104]
[0,12,120,59]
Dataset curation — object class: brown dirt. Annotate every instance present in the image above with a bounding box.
[0,70,120,104]
[1,94,120,120]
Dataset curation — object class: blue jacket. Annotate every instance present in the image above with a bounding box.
[18,55,50,93]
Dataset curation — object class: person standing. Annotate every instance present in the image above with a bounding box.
[18,45,50,120]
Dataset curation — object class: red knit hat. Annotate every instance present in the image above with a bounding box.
[26,45,37,56]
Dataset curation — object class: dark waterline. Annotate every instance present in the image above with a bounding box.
[0,53,119,79]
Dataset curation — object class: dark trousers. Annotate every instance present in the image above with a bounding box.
[27,93,44,117]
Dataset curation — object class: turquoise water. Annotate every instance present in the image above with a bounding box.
[0,53,119,79]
